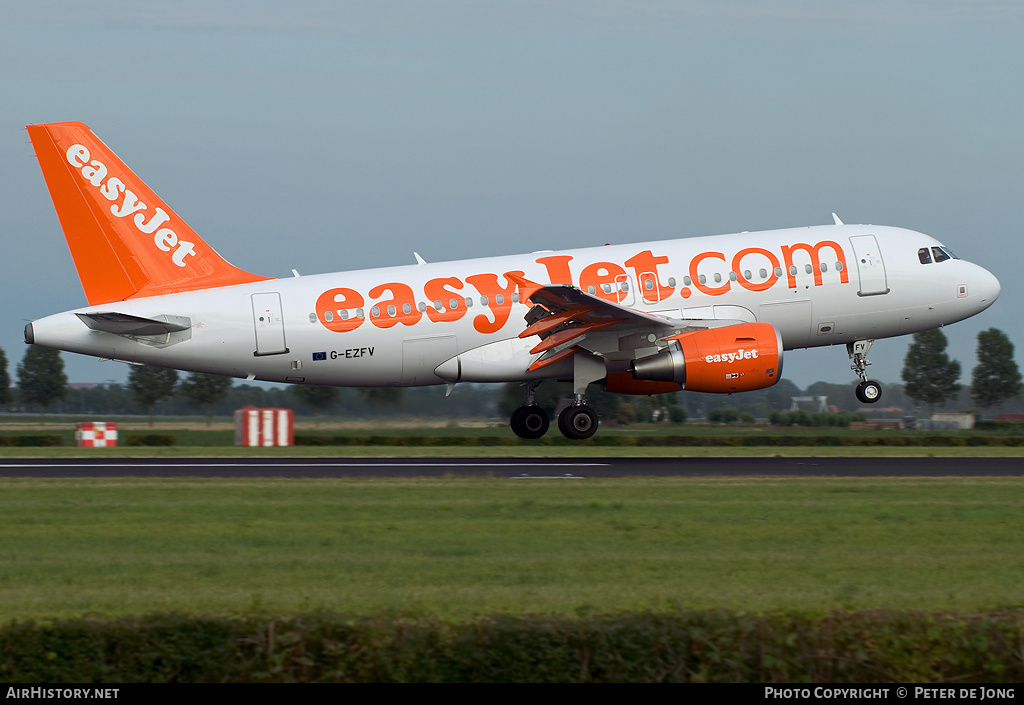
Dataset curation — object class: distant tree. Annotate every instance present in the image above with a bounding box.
[179,373,235,426]
[708,407,741,424]
[0,348,10,407]
[901,329,961,416]
[17,346,68,420]
[668,404,688,423]
[971,328,1023,414]
[128,365,179,426]
[358,388,405,411]
[292,385,340,425]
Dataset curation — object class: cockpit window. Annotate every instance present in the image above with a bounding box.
[932,247,951,263]
[918,248,932,264]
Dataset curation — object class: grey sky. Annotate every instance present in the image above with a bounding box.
[1,1,1021,392]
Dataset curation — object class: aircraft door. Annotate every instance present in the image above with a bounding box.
[849,235,889,296]
[252,292,289,356]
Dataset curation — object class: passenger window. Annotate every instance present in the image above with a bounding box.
[932,247,950,263]
[683,276,692,286]
[789,266,798,276]
[403,303,412,314]
[714,273,722,283]
[775,267,783,277]
[387,305,396,317]
[918,248,932,264]
[819,263,827,273]
[760,268,768,279]
[835,262,843,272]
[804,264,813,274]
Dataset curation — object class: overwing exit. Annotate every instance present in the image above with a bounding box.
[23,122,1000,439]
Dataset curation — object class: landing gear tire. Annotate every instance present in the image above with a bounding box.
[511,405,550,439]
[856,380,882,404]
[557,404,599,440]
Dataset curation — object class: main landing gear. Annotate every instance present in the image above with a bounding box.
[557,401,599,440]
[509,382,600,441]
[848,340,883,404]
[510,381,551,440]
[510,403,549,439]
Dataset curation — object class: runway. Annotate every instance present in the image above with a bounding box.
[0,457,1020,478]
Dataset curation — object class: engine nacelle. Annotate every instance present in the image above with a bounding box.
[630,322,783,394]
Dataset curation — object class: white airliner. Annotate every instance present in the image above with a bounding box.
[24,122,1000,439]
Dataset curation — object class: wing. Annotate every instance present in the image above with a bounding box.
[509,275,741,371]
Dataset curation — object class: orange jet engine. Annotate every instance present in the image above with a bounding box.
[630,322,784,393]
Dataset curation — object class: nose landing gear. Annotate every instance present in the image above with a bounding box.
[848,340,883,404]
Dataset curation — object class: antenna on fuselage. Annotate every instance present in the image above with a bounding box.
[832,213,844,226]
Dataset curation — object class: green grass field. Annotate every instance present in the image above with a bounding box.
[2,476,1022,620]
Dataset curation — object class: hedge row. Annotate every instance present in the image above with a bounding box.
[0,435,63,447]
[0,434,177,447]
[294,433,1024,447]
[2,610,1022,682]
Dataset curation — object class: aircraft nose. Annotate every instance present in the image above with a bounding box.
[971,265,1000,310]
[979,267,1000,303]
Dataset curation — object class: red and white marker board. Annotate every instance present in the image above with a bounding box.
[75,422,118,447]
[234,408,294,446]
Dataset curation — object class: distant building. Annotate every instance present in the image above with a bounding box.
[789,396,829,413]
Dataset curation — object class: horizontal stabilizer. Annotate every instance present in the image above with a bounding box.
[76,312,191,336]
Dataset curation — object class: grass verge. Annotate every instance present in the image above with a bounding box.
[1,476,1022,620]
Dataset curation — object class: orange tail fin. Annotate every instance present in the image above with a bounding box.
[27,121,272,305]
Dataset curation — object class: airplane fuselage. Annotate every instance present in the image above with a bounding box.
[28,223,999,387]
